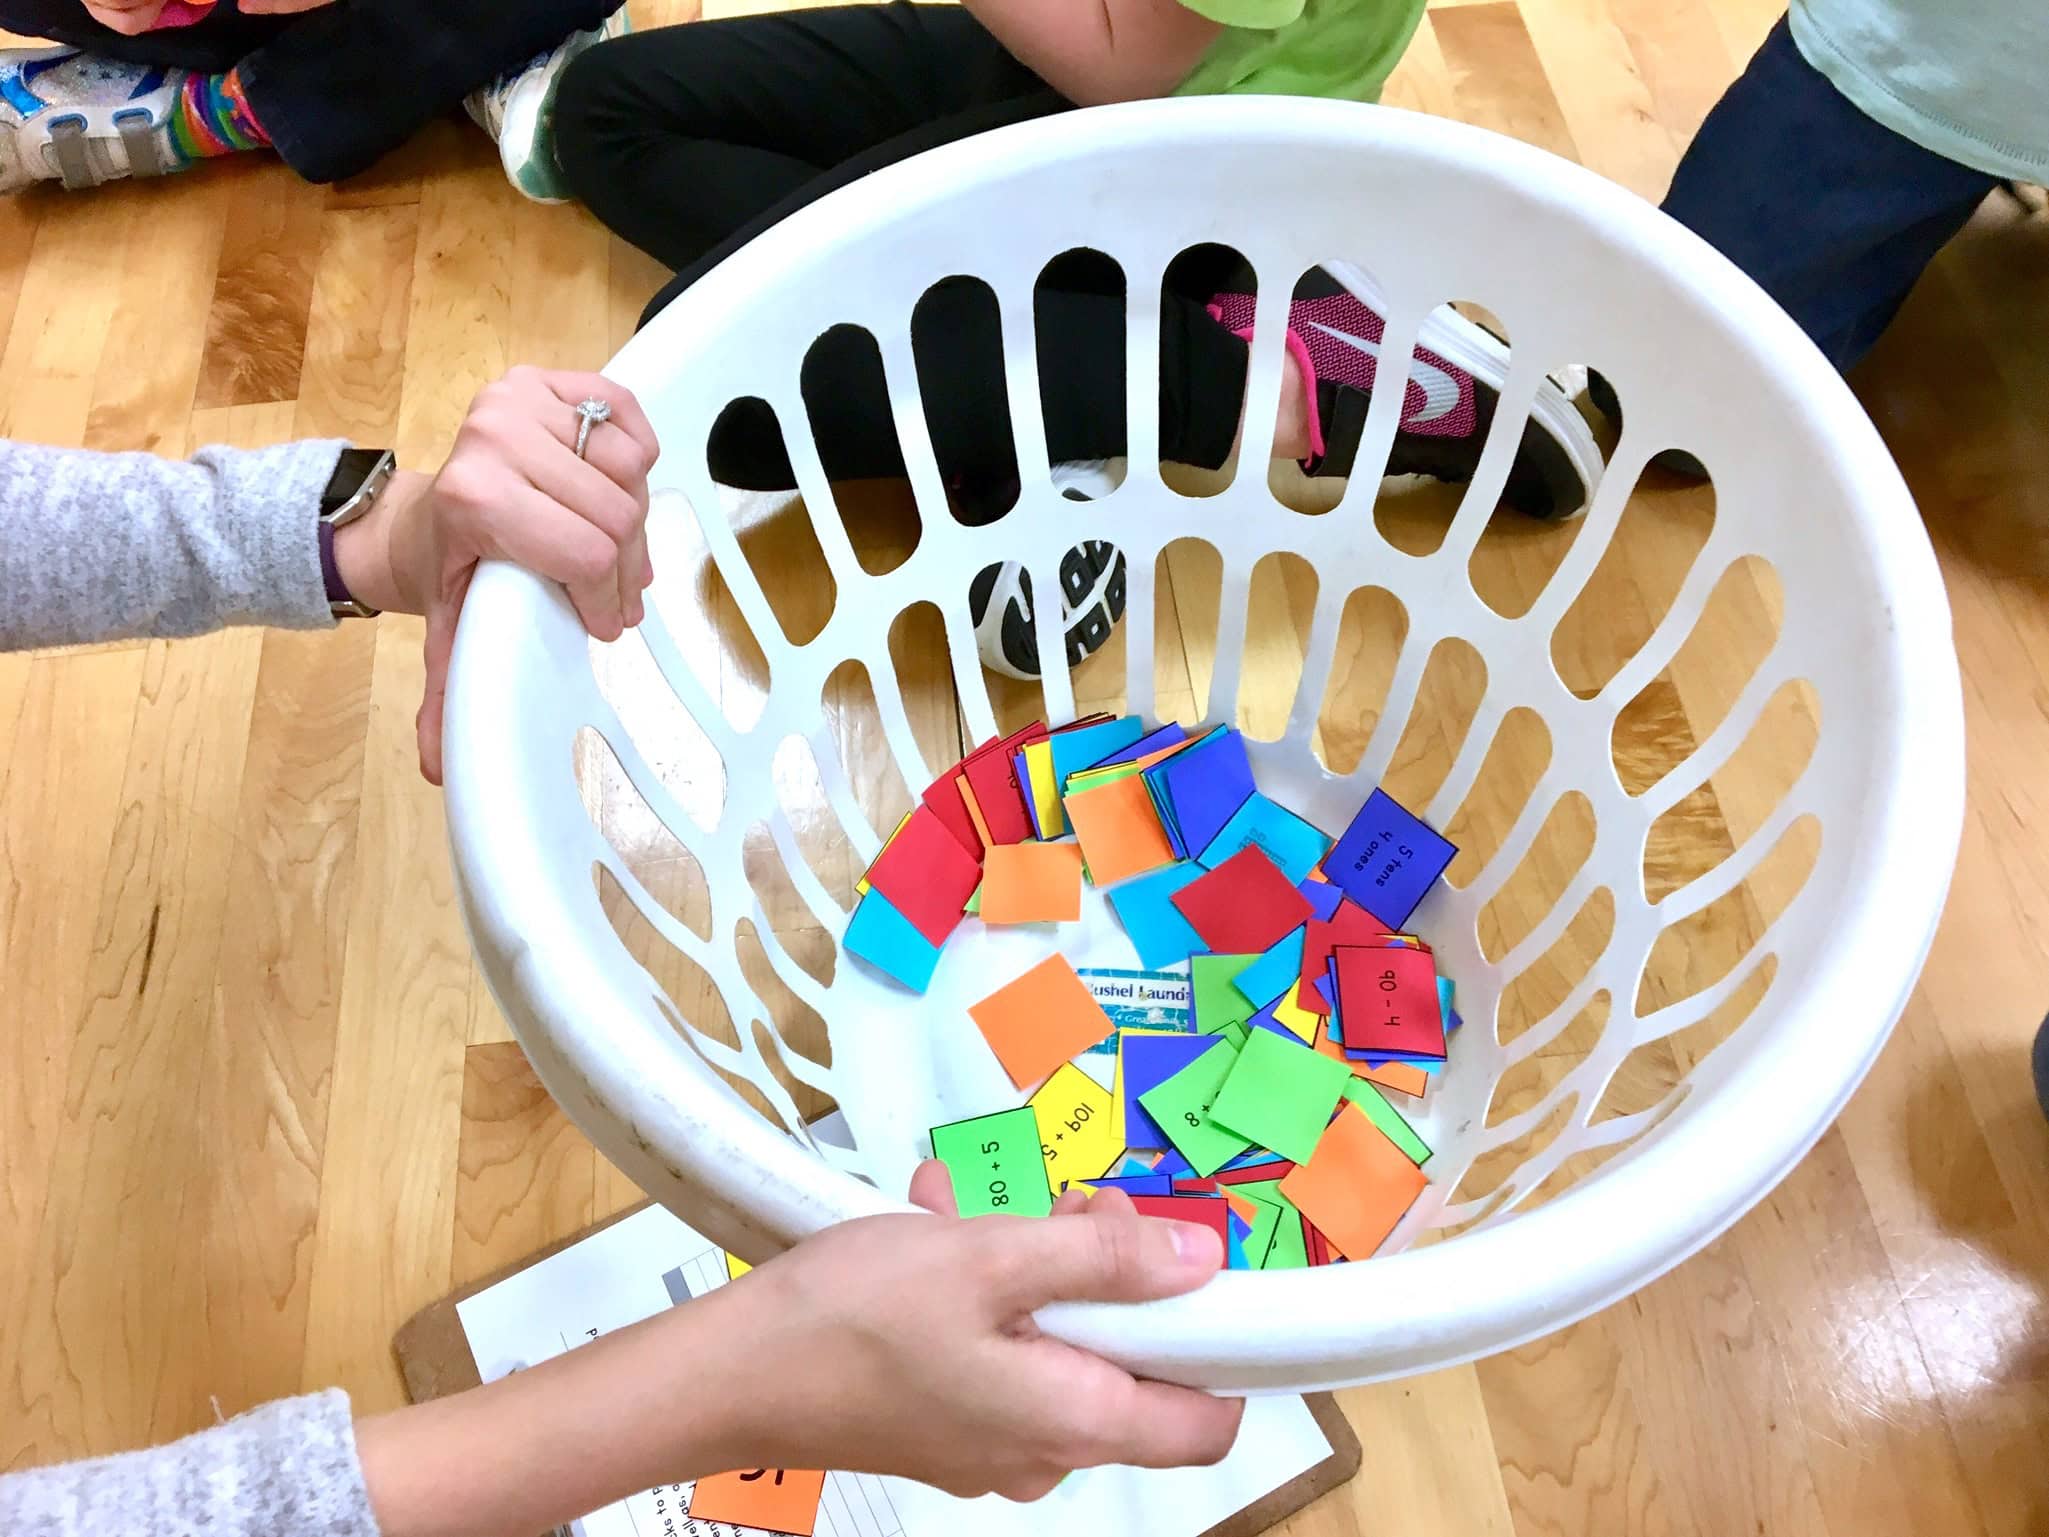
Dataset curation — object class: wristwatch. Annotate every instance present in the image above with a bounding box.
[317,447,398,619]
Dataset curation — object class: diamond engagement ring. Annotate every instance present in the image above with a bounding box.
[574,396,612,460]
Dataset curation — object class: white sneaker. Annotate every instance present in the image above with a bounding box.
[465,6,629,204]
[1,46,188,195]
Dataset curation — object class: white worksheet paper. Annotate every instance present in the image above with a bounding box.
[455,1206,1331,1537]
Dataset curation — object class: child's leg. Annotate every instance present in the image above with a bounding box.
[1660,15,1999,372]
[222,0,618,182]
[555,2,1065,280]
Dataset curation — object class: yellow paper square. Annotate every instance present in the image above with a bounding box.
[1271,981,1321,1045]
[1024,739,1063,839]
[725,1252,752,1282]
[1030,1062,1119,1187]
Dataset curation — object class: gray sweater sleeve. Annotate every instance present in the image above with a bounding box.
[0,1388,384,1537]
[0,437,351,652]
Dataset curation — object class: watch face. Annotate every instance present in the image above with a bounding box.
[323,449,393,520]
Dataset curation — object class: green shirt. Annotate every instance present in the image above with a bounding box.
[1791,0,2047,183]
[1173,0,1427,103]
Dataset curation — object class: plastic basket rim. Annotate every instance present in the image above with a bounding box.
[446,97,1966,1387]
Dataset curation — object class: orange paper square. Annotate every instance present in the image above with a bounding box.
[1064,776,1175,887]
[1313,1028,1430,1098]
[981,841,1084,924]
[1279,1103,1428,1260]
[970,955,1116,1088]
[955,773,995,850]
[689,1467,826,1535]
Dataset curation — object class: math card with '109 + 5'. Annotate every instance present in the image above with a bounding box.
[452,1204,1341,1537]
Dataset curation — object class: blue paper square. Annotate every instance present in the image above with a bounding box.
[842,889,941,993]
[1051,715,1147,791]
[1199,793,1332,883]
[1107,862,1208,969]
[1149,728,1254,858]
[1321,788,1457,929]
[1151,1149,1194,1179]
[1122,1035,1223,1150]
[1082,1173,1175,1196]
[1233,927,1307,1011]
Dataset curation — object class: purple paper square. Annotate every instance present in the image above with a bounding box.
[1091,722,1188,770]
[1297,879,1346,922]
[1122,1035,1225,1149]
[1082,1174,1175,1196]
[1153,730,1255,862]
[1320,788,1458,929]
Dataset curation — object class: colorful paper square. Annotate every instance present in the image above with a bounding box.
[1333,944,1446,1059]
[1138,1037,1250,1177]
[980,840,1084,924]
[969,955,1116,1088]
[1198,792,1332,883]
[1190,953,1262,1036]
[1065,774,1177,887]
[1169,846,1314,955]
[1208,1025,1352,1165]
[1321,787,1457,929]
[862,805,982,946]
[841,889,942,993]
[1149,728,1255,857]
[1030,1061,1120,1185]
[1120,1032,1220,1150]
[931,1105,1054,1217]
[1279,1103,1429,1259]
[1106,861,1208,969]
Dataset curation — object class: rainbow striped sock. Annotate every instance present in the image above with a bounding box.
[165,67,269,165]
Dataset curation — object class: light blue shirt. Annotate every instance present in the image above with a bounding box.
[1792,0,2048,182]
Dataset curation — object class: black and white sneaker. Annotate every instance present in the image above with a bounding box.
[966,461,1126,681]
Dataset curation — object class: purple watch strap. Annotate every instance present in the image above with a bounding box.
[318,518,354,611]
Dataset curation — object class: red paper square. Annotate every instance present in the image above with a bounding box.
[1128,1194,1231,1248]
[1296,902,1392,1013]
[1332,944,1446,1058]
[921,724,1043,855]
[863,806,983,946]
[961,725,1046,846]
[1170,847,1314,955]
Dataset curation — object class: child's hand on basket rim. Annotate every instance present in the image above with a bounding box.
[705,1161,1243,1500]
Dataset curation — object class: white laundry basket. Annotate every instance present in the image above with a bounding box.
[443,99,1963,1392]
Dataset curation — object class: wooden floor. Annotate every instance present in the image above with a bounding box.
[5,1,2048,1533]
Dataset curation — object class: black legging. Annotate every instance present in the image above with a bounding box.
[1,0,615,182]
[553,2,1250,494]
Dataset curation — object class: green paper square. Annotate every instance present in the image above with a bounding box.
[1263,1203,1309,1269]
[1191,953,1261,1035]
[1241,1194,1286,1268]
[1208,1027,1351,1164]
[965,882,983,915]
[1138,1039,1250,1178]
[1342,1078,1432,1166]
[1217,1021,1250,1053]
[930,1106,1053,1217]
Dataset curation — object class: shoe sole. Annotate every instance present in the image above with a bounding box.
[1323,258,1605,520]
[496,10,628,204]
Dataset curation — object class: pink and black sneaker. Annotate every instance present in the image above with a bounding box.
[1208,265,1602,520]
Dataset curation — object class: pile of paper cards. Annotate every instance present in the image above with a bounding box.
[843,715,1461,1267]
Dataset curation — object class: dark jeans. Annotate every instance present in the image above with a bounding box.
[553,2,1250,492]
[1661,15,2000,372]
[2,0,616,181]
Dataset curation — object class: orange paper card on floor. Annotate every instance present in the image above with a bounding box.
[980,841,1085,923]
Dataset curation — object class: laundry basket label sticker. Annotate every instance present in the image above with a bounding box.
[1028,1063,1120,1186]
[1322,789,1458,930]
[1074,967,1193,1052]
[931,1105,1053,1218]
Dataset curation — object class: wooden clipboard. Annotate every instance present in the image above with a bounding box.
[394,1202,1360,1537]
